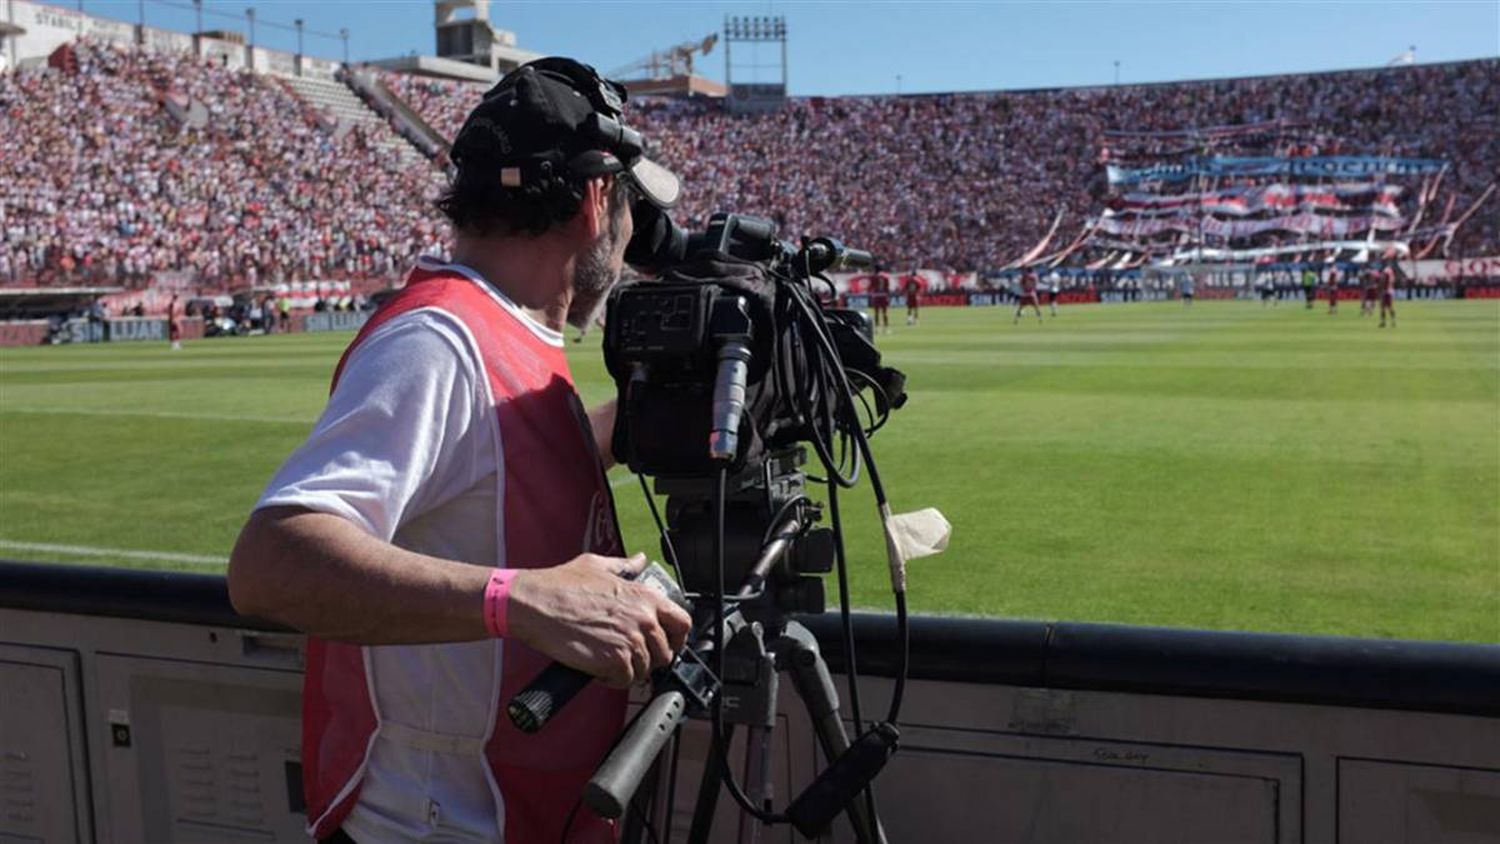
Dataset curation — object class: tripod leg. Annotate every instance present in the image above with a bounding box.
[738,726,773,844]
[621,752,660,844]
[782,627,888,844]
[687,723,732,844]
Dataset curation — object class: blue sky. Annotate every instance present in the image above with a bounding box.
[84,1,1499,95]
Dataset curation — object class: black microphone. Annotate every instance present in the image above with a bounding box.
[507,662,592,734]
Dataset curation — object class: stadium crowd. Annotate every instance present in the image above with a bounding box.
[0,39,447,289]
[1,44,1495,286]
[386,60,1496,270]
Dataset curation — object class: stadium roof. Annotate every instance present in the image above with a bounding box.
[366,53,507,83]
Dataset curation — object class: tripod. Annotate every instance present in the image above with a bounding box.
[592,614,887,844]
[582,487,889,844]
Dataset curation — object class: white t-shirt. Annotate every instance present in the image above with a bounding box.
[257,305,517,843]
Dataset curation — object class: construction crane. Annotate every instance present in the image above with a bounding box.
[609,34,718,81]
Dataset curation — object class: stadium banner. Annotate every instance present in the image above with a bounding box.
[1107,156,1448,185]
[1110,183,1404,217]
[104,318,168,342]
[1414,256,1500,281]
[1166,240,1414,263]
[10,1,135,59]
[1094,213,1407,239]
[0,321,51,348]
[1102,119,1294,140]
[827,270,974,295]
[302,311,371,333]
[53,319,104,344]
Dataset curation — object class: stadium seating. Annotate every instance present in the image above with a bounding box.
[0,39,447,290]
[1,42,1495,288]
[384,60,1498,271]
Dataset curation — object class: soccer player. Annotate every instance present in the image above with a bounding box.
[167,294,182,351]
[1180,272,1196,307]
[1047,272,1062,316]
[1360,267,1379,317]
[1258,273,1276,307]
[1302,266,1318,309]
[903,271,921,326]
[1325,267,1341,315]
[1379,262,1398,328]
[1014,269,1044,324]
[870,271,891,333]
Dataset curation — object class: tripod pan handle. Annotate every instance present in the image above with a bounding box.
[584,690,689,819]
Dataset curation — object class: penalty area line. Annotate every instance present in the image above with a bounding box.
[0,540,225,566]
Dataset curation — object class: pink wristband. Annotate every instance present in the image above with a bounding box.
[484,568,519,638]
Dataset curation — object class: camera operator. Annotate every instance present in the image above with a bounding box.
[227,58,691,844]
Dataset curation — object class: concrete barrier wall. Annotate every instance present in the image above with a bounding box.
[301,311,370,333]
[1,562,1495,843]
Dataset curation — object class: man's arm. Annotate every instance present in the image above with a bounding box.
[589,397,618,470]
[228,505,690,687]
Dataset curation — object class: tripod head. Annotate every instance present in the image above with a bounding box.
[654,446,835,625]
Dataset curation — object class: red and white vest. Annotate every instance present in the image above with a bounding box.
[302,262,626,842]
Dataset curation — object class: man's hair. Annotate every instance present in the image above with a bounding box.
[436,169,631,238]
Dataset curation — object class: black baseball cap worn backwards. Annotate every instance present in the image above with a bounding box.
[451,56,680,209]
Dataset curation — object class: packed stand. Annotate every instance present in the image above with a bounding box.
[391,59,1497,270]
[0,39,448,288]
[3,47,1496,286]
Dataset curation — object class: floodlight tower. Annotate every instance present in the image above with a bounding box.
[723,14,787,114]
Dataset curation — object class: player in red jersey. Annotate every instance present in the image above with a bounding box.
[166,294,182,350]
[1014,269,1044,324]
[1325,267,1341,315]
[1379,262,1398,328]
[870,271,891,333]
[903,271,921,326]
[1359,267,1379,317]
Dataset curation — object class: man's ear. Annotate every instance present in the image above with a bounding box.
[577,176,612,241]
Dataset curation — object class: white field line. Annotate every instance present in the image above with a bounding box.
[0,539,225,566]
[0,406,311,425]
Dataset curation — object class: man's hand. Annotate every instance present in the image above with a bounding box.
[507,552,693,689]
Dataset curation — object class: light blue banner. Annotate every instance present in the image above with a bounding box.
[1107,155,1447,185]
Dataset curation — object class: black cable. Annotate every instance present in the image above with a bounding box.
[708,466,788,824]
[846,368,892,435]
[663,731,681,842]
[827,483,864,733]
[829,481,885,838]
[638,473,683,586]
[759,494,812,547]
[775,281,858,488]
[788,277,909,726]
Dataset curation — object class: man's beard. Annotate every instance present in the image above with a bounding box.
[567,215,623,330]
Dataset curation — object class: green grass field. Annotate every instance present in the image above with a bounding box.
[2,299,1496,643]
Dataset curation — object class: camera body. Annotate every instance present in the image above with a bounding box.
[603,212,905,608]
[606,213,905,476]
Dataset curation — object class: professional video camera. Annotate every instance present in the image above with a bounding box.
[607,210,907,591]
[510,207,947,843]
